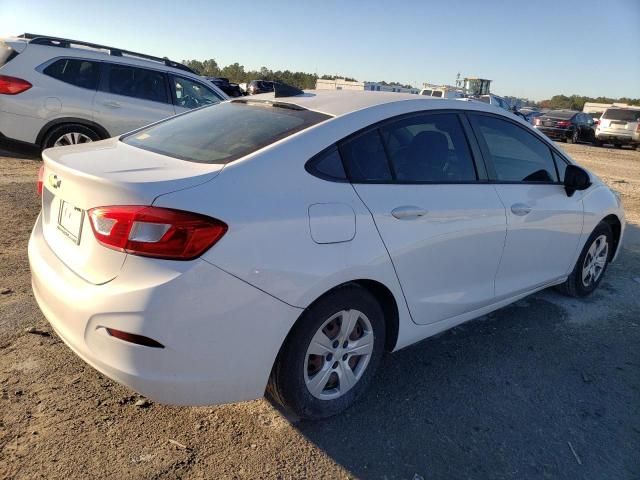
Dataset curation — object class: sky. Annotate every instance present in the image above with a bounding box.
[1,0,638,101]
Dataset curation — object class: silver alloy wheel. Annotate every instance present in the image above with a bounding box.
[53,132,93,147]
[582,234,608,287]
[304,309,374,400]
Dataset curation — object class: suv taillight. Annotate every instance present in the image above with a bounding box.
[87,206,227,260]
[557,120,570,127]
[0,75,32,95]
[37,166,44,196]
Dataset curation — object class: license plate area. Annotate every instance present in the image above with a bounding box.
[57,200,84,245]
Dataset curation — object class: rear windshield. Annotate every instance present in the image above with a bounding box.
[0,42,18,67]
[123,101,331,164]
[602,108,640,122]
[544,110,576,119]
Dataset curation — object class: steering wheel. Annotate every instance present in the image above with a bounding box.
[181,94,199,109]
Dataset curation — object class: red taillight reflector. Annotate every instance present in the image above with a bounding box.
[106,328,165,348]
[87,206,227,260]
[0,75,32,95]
[37,165,44,196]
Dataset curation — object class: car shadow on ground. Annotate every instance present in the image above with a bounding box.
[0,139,41,160]
[293,224,640,480]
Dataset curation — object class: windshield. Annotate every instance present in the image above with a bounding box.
[123,101,331,164]
[602,108,640,122]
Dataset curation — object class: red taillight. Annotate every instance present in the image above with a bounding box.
[37,165,44,196]
[0,75,32,95]
[87,206,227,260]
[557,120,570,127]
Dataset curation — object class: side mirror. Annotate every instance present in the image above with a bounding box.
[564,165,591,196]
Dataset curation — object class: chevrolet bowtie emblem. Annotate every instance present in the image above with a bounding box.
[48,174,61,189]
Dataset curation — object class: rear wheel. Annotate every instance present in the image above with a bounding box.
[42,124,101,149]
[566,129,579,144]
[556,222,613,297]
[268,285,385,420]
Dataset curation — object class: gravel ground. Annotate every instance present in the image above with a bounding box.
[1,141,639,480]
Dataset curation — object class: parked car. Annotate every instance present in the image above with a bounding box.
[524,110,544,125]
[595,107,640,149]
[0,34,228,148]
[246,79,275,95]
[205,77,244,97]
[533,110,596,144]
[474,94,510,110]
[29,89,625,420]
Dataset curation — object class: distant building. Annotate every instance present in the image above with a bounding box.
[583,102,630,114]
[315,78,419,94]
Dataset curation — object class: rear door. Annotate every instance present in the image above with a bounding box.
[468,113,583,299]
[345,111,506,325]
[93,63,176,136]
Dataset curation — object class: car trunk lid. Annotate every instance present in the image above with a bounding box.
[40,138,223,284]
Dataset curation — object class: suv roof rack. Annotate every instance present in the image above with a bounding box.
[18,33,196,74]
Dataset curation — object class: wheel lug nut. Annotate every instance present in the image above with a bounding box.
[332,340,339,348]
[332,362,339,369]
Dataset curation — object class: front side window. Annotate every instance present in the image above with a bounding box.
[43,58,100,90]
[171,76,221,109]
[123,101,331,164]
[471,114,558,183]
[106,65,168,103]
[379,113,476,182]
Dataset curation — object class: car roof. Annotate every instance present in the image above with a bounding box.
[247,90,492,117]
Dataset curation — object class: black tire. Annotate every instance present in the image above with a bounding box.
[556,222,613,297]
[42,124,101,149]
[268,285,385,420]
[614,144,622,149]
[566,129,578,144]
[594,139,603,147]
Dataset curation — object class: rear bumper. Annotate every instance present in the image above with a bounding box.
[535,126,571,139]
[595,131,635,144]
[0,109,43,144]
[28,214,302,405]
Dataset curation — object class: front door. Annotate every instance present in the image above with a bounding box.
[342,112,507,325]
[468,113,584,299]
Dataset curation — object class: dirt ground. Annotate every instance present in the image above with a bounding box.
[1,141,639,480]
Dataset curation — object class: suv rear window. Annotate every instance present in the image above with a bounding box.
[602,108,640,122]
[43,59,100,90]
[123,100,331,164]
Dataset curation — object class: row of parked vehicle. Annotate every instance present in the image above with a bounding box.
[526,107,640,150]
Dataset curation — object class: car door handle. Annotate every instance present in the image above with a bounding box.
[510,203,532,216]
[103,101,121,108]
[391,206,428,220]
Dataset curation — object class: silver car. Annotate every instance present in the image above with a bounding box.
[0,34,227,149]
[595,107,640,150]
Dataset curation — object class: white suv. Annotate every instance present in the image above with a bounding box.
[595,106,640,150]
[0,34,227,148]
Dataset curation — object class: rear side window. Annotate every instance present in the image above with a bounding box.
[340,129,392,182]
[43,59,100,90]
[379,113,476,182]
[106,64,168,103]
[305,146,347,182]
[602,108,640,122]
[123,101,331,164]
[472,114,558,183]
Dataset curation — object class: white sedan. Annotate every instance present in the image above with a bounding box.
[29,89,625,419]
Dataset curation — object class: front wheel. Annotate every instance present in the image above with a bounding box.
[556,222,613,297]
[268,285,385,420]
